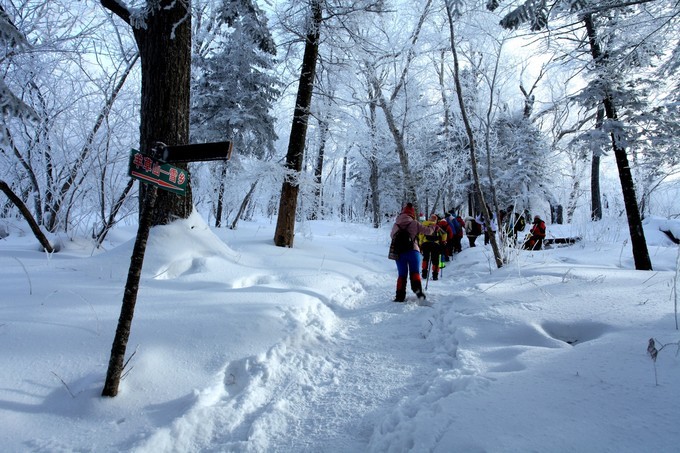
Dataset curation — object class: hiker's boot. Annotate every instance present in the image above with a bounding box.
[394,277,407,302]
[411,276,426,299]
[432,272,439,281]
[421,269,428,279]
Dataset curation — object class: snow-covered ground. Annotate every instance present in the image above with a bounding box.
[1,213,679,452]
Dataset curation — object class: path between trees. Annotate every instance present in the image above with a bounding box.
[132,258,475,452]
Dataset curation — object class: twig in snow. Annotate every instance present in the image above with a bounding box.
[12,257,32,295]
[51,371,76,398]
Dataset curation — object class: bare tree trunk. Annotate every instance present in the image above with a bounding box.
[230,180,258,230]
[214,164,228,227]
[94,178,135,247]
[0,180,54,253]
[310,114,329,220]
[591,103,604,221]
[370,80,419,206]
[274,0,322,247]
[3,128,44,225]
[341,151,348,222]
[365,90,381,228]
[102,185,158,397]
[584,14,651,270]
[100,0,193,398]
[445,2,502,267]
[483,40,505,247]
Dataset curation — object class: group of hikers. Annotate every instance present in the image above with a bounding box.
[388,202,547,302]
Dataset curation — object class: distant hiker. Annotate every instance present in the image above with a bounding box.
[512,211,526,246]
[389,203,436,302]
[487,213,498,245]
[498,209,508,240]
[456,214,465,251]
[419,214,447,281]
[477,212,497,245]
[503,206,526,247]
[523,215,547,250]
[465,215,482,247]
[445,212,463,255]
[442,213,457,260]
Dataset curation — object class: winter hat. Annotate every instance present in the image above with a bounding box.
[402,203,416,218]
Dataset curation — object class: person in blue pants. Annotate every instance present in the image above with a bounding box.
[390,203,437,302]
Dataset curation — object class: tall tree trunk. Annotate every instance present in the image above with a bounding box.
[274,0,322,247]
[368,155,381,227]
[102,185,158,397]
[370,78,419,207]
[591,103,604,221]
[310,114,329,220]
[102,0,193,226]
[445,2,502,267]
[100,0,193,398]
[366,90,381,228]
[584,14,651,270]
[231,180,258,230]
[214,163,228,227]
[340,151,348,222]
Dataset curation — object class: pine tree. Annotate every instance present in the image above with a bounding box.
[191,0,280,227]
[492,111,551,210]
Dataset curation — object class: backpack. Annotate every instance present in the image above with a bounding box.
[393,227,414,254]
[390,226,414,257]
[424,228,445,243]
[447,218,461,235]
[516,215,526,232]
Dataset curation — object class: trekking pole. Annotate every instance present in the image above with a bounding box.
[440,253,444,278]
[425,254,432,290]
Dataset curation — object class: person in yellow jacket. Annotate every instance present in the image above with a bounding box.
[418,214,447,281]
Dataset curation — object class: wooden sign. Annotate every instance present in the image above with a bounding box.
[160,141,233,163]
[128,149,189,195]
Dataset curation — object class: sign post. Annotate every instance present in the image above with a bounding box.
[103,141,233,397]
[161,141,233,163]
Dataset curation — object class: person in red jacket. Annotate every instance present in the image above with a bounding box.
[523,215,546,250]
[440,215,455,261]
[390,203,436,302]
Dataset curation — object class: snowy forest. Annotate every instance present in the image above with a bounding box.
[3,2,680,451]
[1,0,679,262]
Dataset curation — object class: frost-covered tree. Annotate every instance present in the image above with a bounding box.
[489,0,674,270]
[1,2,139,235]
[0,6,36,122]
[190,0,280,227]
[443,0,503,267]
[492,110,551,210]
[273,0,386,247]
